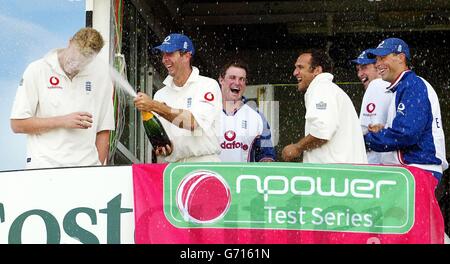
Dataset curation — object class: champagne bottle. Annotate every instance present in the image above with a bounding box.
[141,111,171,149]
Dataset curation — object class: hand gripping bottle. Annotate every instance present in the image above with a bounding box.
[141,111,171,149]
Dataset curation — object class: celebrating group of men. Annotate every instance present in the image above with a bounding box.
[10,28,447,183]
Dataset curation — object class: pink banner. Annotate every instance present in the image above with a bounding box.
[133,164,444,244]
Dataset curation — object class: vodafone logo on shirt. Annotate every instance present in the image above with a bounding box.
[50,76,59,85]
[366,103,376,113]
[224,130,236,141]
[204,92,214,101]
[48,76,62,89]
[221,130,248,151]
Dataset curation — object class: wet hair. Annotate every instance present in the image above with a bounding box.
[219,59,249,79]
[179,50,193,66]
[301,49,334,73]
[71,27,104,56]
[401,53,412,69]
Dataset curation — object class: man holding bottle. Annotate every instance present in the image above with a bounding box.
[134,33,222,162]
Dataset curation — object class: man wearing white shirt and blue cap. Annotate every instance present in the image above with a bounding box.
[351,49,392,164]
[364,38,448,181]
[134,33,222,162]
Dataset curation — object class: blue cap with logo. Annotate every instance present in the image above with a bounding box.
[351,49,376,65]
[367,38,410,60]
[153,33,195,55]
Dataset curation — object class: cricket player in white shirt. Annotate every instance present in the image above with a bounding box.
[282,49,367,164]
[10,28,115,169]
[351,49,393,164]
[134,33,222,162]
[219,60,276,162]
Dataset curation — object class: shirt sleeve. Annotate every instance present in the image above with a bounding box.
[10,64,39,119]
[364,80,430,152]
[190,79,222,131]
[305,86,338,140]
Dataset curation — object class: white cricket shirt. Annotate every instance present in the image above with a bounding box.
[153,67,222,162]
[10,49,115,169]
[359,78,393,164]
[219,104,263,162]
[303,73,367,164]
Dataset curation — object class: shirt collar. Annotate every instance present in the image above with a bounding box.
[305,72,334,95]
[163,66,200,90]
[387,70,410,91]
[43,49,95,78]
[223,96,247,116]
[44,49,66,76]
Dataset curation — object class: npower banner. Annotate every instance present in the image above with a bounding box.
[133,163,444,244]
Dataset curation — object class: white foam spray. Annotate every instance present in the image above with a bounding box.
[109,66,137,98]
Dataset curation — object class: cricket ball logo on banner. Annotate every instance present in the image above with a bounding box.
[164,163,415,234]
[176,170,231,224]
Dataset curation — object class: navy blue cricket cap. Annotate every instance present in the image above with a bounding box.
[153,33,195,56]
[366,38,410,60]
[351,49,376,65]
